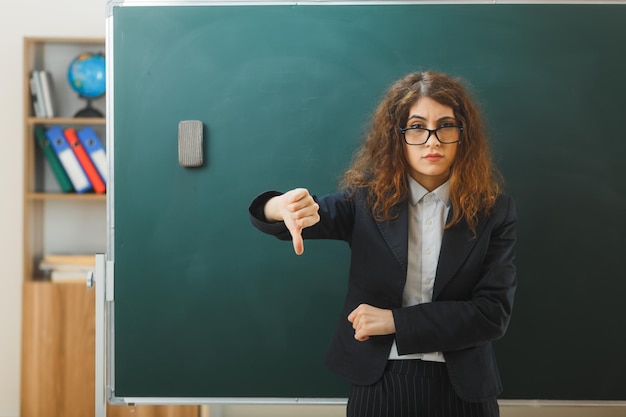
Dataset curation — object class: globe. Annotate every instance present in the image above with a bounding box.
[67,52,106,117]
[67,52,105,98]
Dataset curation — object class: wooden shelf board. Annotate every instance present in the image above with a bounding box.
[26,192,106,201]
[27,117,105,126]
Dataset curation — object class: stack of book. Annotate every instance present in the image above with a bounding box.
[39,254,96,283]
[34,125,107,194]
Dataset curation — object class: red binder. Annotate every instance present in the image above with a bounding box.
[64,127,106,194]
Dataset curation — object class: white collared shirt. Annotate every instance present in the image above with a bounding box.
[389,178,450,362]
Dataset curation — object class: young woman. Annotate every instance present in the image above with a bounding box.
[249,71,517,417]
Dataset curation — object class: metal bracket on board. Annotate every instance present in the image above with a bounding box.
[95,254,115,417]
[95,254,106,417]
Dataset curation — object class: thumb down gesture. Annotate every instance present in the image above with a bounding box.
[264,188,320,255]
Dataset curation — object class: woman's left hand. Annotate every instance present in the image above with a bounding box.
[347,304,396,341]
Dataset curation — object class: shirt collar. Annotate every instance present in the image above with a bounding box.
[408,177,451,208]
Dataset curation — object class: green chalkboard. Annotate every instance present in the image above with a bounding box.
[111,3,626,401]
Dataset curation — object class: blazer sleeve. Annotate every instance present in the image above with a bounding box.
[393,196,518,354]
[248,191,293,240]
[249,190,355,243]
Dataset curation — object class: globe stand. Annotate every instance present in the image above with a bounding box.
[74,97,104,118]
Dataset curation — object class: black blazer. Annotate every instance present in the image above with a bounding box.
[249,187,517,402]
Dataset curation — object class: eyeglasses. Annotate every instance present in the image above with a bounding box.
[399,125,463,145]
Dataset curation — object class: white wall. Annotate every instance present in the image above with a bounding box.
[0,1,105,416]
[1,1,625,417]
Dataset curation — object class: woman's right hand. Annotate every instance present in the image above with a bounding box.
[264,188,320,255]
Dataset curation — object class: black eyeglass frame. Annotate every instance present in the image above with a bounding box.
[399,125,464,145]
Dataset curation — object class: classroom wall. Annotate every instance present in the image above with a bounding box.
[0,1,104,416]
[0,1,624,417]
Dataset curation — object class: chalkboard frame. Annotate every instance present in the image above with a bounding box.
[99,0,626,411]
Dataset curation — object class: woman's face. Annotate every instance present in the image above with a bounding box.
[402,97,459,191]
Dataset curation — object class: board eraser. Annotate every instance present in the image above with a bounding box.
[178,120,203,167]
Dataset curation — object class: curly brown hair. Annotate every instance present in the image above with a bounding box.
[341,71,503,234]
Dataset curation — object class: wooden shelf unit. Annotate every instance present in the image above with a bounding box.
[21,36,198,417]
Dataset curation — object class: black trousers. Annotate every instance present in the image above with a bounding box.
[346,360,499,417]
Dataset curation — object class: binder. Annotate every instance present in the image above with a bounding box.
[45,126,92,193]
[77,126,107,183]
[64,127,106,194]
[29,71,45,118]
[34,126,74,192]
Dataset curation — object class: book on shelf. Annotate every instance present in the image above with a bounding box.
[39,254,95,283]
[40,253,96,267]
[46,125,92,193]
[64,127,106,194]
[34,126,74,192]
[49,270,90,283]
[38,70,56,118]
[28,70,55,118]
[29,71,45,118]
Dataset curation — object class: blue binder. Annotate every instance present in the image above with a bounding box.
[77,126,107,183]
[46,126,92,193]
